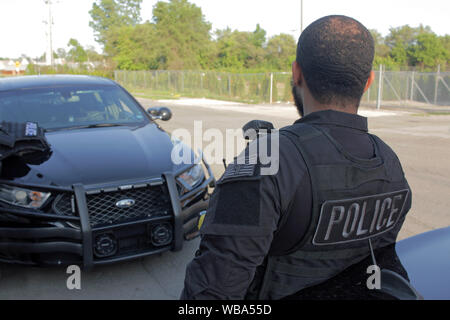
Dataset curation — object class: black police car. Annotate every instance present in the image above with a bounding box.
[0,75,214,267]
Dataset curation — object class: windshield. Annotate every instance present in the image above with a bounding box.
[0,85,148,130]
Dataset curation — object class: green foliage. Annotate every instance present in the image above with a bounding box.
[265,34,296,71]
[26,63,114,79]
[251,24,267,48]
[271,76,278,102]
[112,23,159,70]
[67,38,88,63]
[408,33,449,69]
[231,75,245,97]
[283,75,293,102]
[214,27,266,71]
[152,0,213,70]
[89,0,143,55]
[372,25,449,71]
[55,48,66,59]
[86,0,449,73]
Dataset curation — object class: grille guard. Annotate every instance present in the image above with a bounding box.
[0,156,215,268]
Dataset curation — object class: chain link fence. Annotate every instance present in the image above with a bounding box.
[364,68,450,109]
[114,70,292,104]
[115,69,450,108]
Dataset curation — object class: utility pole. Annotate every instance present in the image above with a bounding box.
[376,65,383,110]
[300,0,304,34]
[44,0,54,66]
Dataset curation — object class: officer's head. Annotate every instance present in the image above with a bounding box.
[292,15,375,117]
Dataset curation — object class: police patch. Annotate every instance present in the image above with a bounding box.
[25,122,38,137]
[312,189,409,246]
[222,163,256,180]
[219,152,259,183]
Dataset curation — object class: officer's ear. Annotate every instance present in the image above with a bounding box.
[364,71,375,93]
[292,61,303,87]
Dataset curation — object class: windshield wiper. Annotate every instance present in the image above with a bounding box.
[45,123,127,132]
[83,123,127,128]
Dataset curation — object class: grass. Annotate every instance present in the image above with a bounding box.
[412,112,450,117]
[127,87,278,105]
[131,90,181,101]
[428,112,450,116]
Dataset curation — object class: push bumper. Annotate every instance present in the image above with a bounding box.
[0,158,215,268]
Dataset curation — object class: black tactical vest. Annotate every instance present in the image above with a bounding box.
[246,123,411,300]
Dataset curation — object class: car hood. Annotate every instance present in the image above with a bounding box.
[11,123,177,187]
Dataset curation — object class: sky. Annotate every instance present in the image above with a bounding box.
[0,0,449,59]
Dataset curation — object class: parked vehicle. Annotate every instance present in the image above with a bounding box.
[395,226,450,300]
[0,75,214,267]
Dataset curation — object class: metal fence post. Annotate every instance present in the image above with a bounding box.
[269,73,274,104]
[143,71,147,89]
[405,72,409,100]
[434,65,440,105]
[168,71,170,91]
[181,72,185,93]
[376,65,383,110]
[410,71,415,101]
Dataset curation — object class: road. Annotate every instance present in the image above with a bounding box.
[1,98,449,299]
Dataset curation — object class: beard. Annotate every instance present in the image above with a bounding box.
[292,84,304,117]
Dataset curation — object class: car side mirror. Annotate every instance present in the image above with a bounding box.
[147,107,172,121]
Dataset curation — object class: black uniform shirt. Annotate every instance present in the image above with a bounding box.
[181,110,380,300]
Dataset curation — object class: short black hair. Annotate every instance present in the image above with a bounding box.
[296,15,375,108]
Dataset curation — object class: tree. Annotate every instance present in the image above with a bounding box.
[152,0,213,70]
[214,25,268,71]
[56,48,67,60]
[67,38,87,63]
[251,24,267,48]
[370,30,390,58]
[112,23,160,70]
[265,34,296,71]
[89,0,143,55]
[88,0,449,72]
[385,25,434,65]
[408,33,449,70]
[440,35,450,56]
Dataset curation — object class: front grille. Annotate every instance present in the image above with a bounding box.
[53,185,173,227]
[53,194,75,216]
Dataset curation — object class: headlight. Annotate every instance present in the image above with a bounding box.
[0,185,51,209]
[176,164,205,192]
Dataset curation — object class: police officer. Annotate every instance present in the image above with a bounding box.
[181,15,412,300]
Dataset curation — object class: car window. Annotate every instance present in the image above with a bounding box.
[0,85,148,130]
